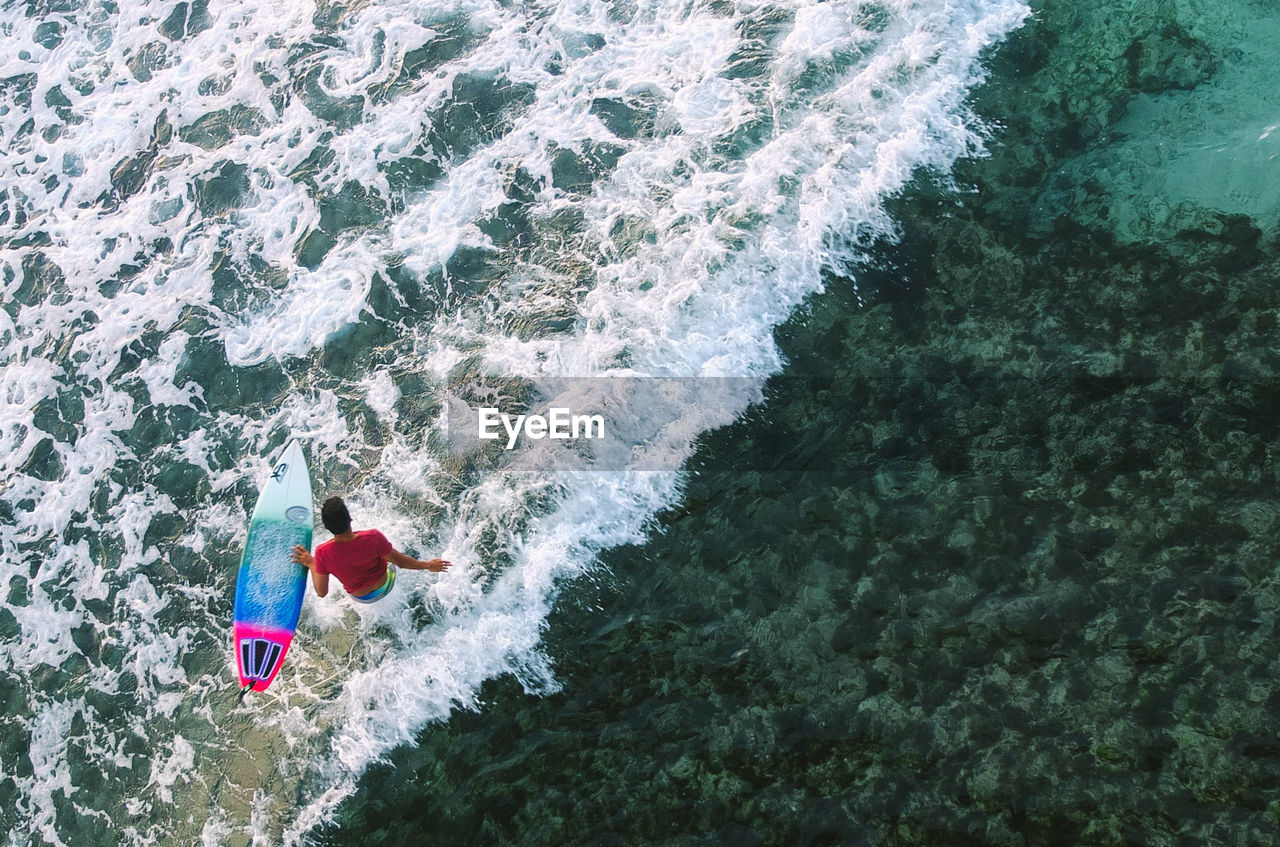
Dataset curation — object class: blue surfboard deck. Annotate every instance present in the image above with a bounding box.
[233,439,313,692]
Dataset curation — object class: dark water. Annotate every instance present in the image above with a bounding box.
[317,1,1280,844]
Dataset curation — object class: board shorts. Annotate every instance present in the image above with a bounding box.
[350,564,397,604]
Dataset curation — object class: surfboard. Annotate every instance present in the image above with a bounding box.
[233,439,313,693]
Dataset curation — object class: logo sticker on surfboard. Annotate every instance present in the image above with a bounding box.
[285,506,309,524]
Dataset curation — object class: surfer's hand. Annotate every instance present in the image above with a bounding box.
[291,545,315,569]
[425,558,451,572]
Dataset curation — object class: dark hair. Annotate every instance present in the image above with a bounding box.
[321,497,352,535]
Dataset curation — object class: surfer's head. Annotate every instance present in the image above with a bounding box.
[321,496,352,535]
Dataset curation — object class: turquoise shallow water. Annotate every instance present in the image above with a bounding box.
[4,0,1280,842]
[314,0,1280,844]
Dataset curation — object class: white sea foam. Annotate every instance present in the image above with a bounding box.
[223,239,385,365]
[0,0,1026,841]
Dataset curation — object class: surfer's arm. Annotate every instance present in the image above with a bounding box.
[386,548,451,573]
[291,545,330,597]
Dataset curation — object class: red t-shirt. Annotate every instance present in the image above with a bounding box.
[314,529,393,595]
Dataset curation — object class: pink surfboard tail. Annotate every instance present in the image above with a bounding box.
[234,622,295,691]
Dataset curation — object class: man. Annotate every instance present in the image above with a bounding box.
[291,497,450,604]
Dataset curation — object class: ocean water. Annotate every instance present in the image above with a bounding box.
[4,0,1280,843]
